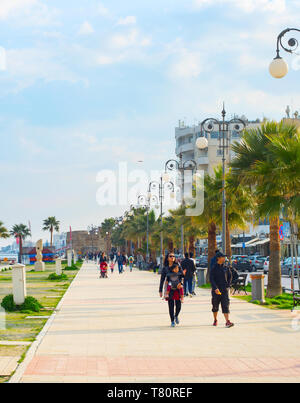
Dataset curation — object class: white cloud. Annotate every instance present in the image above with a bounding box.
[110,29,151,49]
[3,48,82,92]
[194,0,286,13]
[78,21,95,36]
[97,2,109,16]
[169,50,203,79]
[117,16,137,26]
[0,0,59,26]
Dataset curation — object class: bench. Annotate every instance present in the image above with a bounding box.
[293,290,300,310]
[231,273,248,295]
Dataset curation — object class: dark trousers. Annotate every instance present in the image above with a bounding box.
[168,299,181,322]
[118,263,123,273]
[211,289,230,314]
[184,278,193,295]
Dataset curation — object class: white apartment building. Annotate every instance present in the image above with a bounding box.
[175,117,261,176]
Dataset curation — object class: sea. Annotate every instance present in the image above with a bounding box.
[0,253,18,260]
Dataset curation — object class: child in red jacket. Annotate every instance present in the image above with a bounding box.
[165,263,184,327]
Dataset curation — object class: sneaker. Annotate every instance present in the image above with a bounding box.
[171,321,175,327]
[213,320,218,326]
[189,293,193,298]
[192,292,196,296]
[226,321,234,328]
[175,316,179,325]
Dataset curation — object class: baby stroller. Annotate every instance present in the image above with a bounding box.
[100,261,108,278]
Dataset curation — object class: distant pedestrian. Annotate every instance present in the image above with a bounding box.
[116,252,124,274]
[128,255,134,272]
[110,260,115,273]
[190,252,197,296]
[164,263,184,327]
[181,252,196,297]
[209,252,234,328]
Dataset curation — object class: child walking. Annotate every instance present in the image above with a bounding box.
[164,263,184,327]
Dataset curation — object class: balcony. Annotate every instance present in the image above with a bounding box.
[176,142,195,155]
[196,156,209,165]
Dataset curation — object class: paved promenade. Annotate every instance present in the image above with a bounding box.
[13,262,300,383]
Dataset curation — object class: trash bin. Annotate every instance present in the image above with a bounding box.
[196,268,207,286]
[250,273,265,303]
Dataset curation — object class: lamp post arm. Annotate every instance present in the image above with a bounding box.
[276,27,300,57]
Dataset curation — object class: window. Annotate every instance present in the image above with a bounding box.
[210,131,219,139]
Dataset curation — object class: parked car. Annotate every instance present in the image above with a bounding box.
[281,257,300,277]
[232,255,251,272]
[263,257,269,274]
[196,255,208,268]
[248,255,265,272]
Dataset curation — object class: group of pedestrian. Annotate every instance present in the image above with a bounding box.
[159,250,236,328]
[95,251,136,277]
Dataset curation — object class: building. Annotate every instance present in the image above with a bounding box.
[175,116,261,175]
[53,233,67,251]
[66,230,105,255]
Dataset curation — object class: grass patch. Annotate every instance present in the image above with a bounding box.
[0,261,81,380]
[233,290,294,310]
[48,273,68,281]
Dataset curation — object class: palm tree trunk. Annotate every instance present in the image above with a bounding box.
[207,221,217,282]
[266,216,282,298]
[189,235,195,257]
[168,240,174,253]
[50,228,53,247]
[225,212,232,258]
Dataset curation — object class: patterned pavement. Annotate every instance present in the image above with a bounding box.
[12,262,300,383]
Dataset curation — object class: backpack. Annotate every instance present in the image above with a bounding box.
[168,273,181,290]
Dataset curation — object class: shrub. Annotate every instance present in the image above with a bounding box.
[64,264,79,271]
[20,296,43,312]
[1,294,16,312]
[48,273,68,281]
[1,295,43,312]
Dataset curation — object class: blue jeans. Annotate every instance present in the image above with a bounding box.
[129,263,133,271]
[118,263,123,273]
[184,278,193,295]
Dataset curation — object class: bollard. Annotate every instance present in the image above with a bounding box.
[196,268,207,286]
[250,273,265,303]
[67,250,72,267]
[55,258,62,276]
[12,263,27,305]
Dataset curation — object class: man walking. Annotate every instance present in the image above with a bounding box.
[116,252,124,274]
[209,251,234,328]
[181,252,196,297]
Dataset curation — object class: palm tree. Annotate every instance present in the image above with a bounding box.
[42,217,60,247]
[100,218,116,254]
[0,221,10,239]
[231,121,300,297]
[10,224,31,263]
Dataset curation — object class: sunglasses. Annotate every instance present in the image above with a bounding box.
[169,255,175,258]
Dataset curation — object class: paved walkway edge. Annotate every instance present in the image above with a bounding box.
[8,265,83,383]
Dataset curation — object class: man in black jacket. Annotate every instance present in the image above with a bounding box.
[209,252,234,328]
[181,253,196,297]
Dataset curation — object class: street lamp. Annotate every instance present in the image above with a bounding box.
[137,194,159,263]
[148,175,175,272]
[200,105,246,255]
[87,225,98,256]
[165,155,198,257]
[269,28,300,78]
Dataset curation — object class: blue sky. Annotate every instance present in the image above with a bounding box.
[1,0,300,246]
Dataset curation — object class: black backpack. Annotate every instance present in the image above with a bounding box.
[168,273,181,290]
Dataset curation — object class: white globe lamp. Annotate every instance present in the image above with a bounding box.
[196,136,208,150]
[269,57,288,79]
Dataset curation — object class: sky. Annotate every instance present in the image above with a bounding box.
[1,0,300,246]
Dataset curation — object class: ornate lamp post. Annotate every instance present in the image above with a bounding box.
[200,106,246,254]
[269,28,300,78]
[137,194,159,263]
[148,174,175,272]
[164,155,197,256]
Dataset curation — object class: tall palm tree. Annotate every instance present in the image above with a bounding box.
[42,217,60,247]
[10,224,31,263]
[231,121,300,297]
[0,221,10,239]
